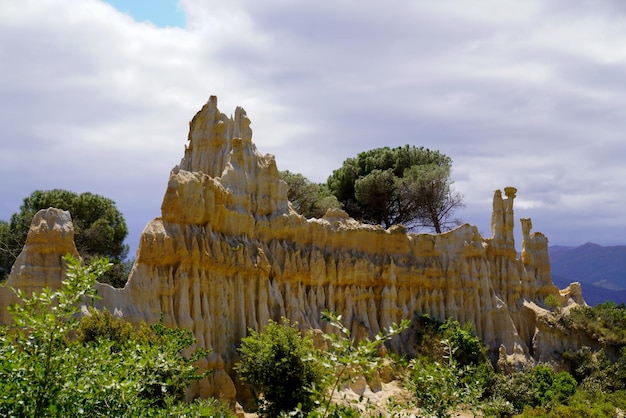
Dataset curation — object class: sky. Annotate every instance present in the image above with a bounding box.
[2,0,626,258]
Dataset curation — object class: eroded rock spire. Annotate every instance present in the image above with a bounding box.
[0,96,587,405]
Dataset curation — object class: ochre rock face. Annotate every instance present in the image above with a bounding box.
[0,208,80,324]
[0,96,587,404]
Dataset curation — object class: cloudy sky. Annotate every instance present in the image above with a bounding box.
[2,0,625,257]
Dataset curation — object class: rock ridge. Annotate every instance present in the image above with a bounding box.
[0,96,587,404]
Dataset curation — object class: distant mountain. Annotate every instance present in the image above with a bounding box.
[549,243,626,305]
[548,245,575,254]
[552,274,626,306]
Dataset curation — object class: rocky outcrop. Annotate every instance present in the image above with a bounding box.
[0,96,587,404]
[0,208,80,324]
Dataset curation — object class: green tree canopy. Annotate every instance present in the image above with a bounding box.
[0,189,129,286]
[279,170,341,219]
[0,221,13,279]
[327,145,464,232]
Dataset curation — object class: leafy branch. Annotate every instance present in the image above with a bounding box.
[318,310,409,418]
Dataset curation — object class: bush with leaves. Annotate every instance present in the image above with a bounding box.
[563,301,626,348]
[408,338,488,418]
[236,318,327,417]
[77,306,134,347]
[519,386,626,418]
[544,294,562,313]
[489,365,577,415]
[235,312,408,418]
[314,310,410,418]
[534,366,577,406]
[409,314,487,367]
[280,170,342,219]
[438,318,486,367]
[489,368,539,414]
[0,254,231,417]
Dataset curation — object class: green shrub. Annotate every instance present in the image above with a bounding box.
[407,338,487,418]
[490,368,539,413]
[562,346,608,383]
[0,254,225,417]
[519,387,626,418]
[236,318,326,417]
[544,294,562,312]
[315,310,409,418]
[77,306,134,347]
[439,319,486,366]
[562,345,626,393]
[489,365,577,415]
[542,370,577,405]
[409,314,487,367]
[564,301,626,348]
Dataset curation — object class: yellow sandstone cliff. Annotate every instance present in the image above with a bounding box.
[0,96,587,404]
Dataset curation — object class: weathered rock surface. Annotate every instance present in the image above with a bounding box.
[0,96,588,405]
[0,208,80,324]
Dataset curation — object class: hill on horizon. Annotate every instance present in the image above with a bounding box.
[549,243,626,306]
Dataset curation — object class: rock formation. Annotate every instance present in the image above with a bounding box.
[0,96,588,405]
[0,208,80,324]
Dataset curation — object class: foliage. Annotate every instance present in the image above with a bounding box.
[544,294,562,312]
[438,318,486,366]
[402,314,498,417]
[77,306,134,347]
[518,387,626,418]
[326,145,463,232]
[489,368,539,414]
[315,310,410,418]
[0,189,130,286]
[562,346,626,395]
[402,164,464,234]
[237,308,626,418]
[280,170,342,218]
[132,317,213,407]
[489,365,577,415]
[0,220,14,278]
[407,338,489,418]
[236,318,326,417]
[562,301,626,348]
[558,302,626,398]
[0,255,109,416]
[532,366,577,406]
[0,254,226,417]
[235,312,408,418]
[561,346,610,383]
[409,314,487,367]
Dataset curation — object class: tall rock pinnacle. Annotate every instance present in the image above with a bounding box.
[0,96,588,406]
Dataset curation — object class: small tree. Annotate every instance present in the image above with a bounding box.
[438,318,486,367]
[490,365,577,414]
[0,221,17,279]
[327,145,464,232]
[409,338,488,417]
[405,316,491,417]
[544,294,562,313]
[280,170,341,218]
[236,318,326,417]
[1,189,130,286]
[317,310,409,418]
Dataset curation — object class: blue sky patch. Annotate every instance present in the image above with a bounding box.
[103,0,184,28]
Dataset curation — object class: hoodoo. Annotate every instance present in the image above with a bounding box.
[0,96,586,404]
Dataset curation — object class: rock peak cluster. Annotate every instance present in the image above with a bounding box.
[0,96,586,404]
